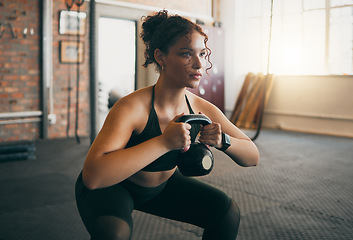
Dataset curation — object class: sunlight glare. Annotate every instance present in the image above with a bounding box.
[283,46,301,67]
[271,44,302,75]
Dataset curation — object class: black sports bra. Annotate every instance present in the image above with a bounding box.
[125,86,200,172]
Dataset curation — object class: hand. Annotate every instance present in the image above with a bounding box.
[161,113,192,151]
[198,113,223,149]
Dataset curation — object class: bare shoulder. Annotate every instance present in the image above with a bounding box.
[107,86,153,131]
[90,86,153,154]
[111,86,152,113]
[185,90,222,117]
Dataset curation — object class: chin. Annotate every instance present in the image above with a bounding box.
[186,80,200,89]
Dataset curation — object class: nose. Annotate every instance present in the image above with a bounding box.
[192,55,204,70]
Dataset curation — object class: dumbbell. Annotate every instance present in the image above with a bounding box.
[176,114,214,177]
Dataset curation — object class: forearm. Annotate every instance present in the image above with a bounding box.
[197,118,260,167]
[82,135,169,190]
[223,137,259,167]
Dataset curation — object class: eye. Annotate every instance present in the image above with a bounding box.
[180,52,191,57]
[200,51,206,58]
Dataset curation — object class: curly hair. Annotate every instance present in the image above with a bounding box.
[140,10,212,71]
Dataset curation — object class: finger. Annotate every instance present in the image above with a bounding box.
[199,131,222,142]
[202,124,222,136]
[181,145,190,153]
[180,135,191,152]
[201,124,216,131]
[199,135,219,142]
[201,127,221,136]
[184,122,192,130]
[199,137,220,148]
[172,113,185,122]
[199,138,216,147]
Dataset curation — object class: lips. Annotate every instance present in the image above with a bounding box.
[190,73,202,79]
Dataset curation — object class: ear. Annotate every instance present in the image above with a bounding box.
[154,49,165,68]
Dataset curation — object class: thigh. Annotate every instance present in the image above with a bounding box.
[75,173,135,235]
[137,170,231,229]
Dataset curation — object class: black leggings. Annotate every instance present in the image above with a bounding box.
[75,170,240,239]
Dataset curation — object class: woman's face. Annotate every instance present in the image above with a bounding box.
[163,30,208,89]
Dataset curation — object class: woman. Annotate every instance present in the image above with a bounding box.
[75,10,259,240]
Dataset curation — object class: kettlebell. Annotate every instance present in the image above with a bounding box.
[176,114,214,177]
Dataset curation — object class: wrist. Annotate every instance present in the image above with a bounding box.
[216,132,231,151]
[157,135,173,152]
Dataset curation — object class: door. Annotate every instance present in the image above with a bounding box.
[96,15,137,131]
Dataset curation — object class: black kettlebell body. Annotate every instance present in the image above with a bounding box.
[176,115,214,177]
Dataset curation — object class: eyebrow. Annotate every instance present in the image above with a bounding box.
[178,47,192,51]
[178,47,207,51]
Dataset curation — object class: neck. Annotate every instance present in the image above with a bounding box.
[154,77,188,114]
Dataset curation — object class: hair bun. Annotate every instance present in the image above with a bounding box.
[140,9,210,70]
[141,10,168,44]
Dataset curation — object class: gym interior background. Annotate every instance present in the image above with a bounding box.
[1,0,352,142]
[0,0,353,239]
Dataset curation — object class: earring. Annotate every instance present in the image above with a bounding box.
[161,65,165,70]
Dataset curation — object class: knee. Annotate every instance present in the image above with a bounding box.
[109,229,130,240]
[202,200,241,239]
[217,199,241,230]
[228,199,241,226]
[92,216,131,240]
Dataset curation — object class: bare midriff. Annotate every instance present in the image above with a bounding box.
[128,167,177,187]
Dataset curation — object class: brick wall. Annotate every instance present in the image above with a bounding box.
[49,1,90,139]
[0,0,41,142]
[0,0,212,143]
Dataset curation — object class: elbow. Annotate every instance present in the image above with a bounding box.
[249,148,260,166]
[243,150,260,167]
[252,151,260,166]
[84,181,99,191]
[82,155,105,190]
[82,170,100,190]
[82,168,122,190]
[233,154,259,167]
[248,141,260,166]
[252,158,259,166]
[243,157,259,167]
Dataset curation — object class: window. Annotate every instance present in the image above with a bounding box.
[241,0,353,75]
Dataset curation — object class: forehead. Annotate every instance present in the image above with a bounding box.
[172,31,205,50]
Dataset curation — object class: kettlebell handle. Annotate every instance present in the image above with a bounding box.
[176,114,212,126]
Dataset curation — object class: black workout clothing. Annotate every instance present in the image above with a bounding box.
[75,170,232,235]
[75,85,234,237]
[125,85,201,172]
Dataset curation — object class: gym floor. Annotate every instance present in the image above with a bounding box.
[0,129,352,240]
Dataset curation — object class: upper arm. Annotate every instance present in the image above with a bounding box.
[87,94,147,159]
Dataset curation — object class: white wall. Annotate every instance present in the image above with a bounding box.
[220,0,353,138]
[263,75,353,138]
[220,0,245,113]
